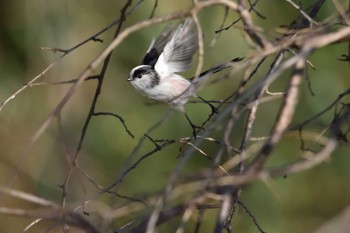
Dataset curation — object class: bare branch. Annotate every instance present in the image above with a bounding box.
[247,57,305,173]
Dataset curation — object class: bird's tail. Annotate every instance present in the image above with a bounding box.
[189,57,244,81]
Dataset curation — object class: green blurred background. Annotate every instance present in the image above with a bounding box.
[0,0,349,232]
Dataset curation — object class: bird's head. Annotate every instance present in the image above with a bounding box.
[127,65,159,91]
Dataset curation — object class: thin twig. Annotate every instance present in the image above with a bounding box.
[93,112,134,138]
[285,0,318,26]
[237,201,266,233]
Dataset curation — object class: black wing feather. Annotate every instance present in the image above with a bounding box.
[141,48,160,67]
[140,24,177,67]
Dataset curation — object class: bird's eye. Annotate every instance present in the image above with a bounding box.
[137,74,142,79]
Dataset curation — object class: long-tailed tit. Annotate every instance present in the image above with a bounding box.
[127,18,242,137]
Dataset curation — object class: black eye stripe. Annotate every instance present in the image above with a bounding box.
[132,67,153,79]
[133,69,145,77]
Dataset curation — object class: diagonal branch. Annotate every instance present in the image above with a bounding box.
[246,57,305,174]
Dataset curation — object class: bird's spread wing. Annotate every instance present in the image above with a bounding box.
[155,18,198,75]
[141,25,177,67]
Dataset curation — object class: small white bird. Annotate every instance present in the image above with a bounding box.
[127,18,242,137]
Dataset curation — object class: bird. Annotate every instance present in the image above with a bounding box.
[127,18,242,137]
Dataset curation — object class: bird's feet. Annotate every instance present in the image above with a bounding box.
[208,103,219,115]
[198,96,219,115]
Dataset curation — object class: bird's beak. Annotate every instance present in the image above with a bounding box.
[127,76,132,81]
